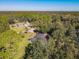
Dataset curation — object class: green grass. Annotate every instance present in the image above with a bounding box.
[9,23,36,59]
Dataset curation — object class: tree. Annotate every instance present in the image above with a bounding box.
[24,15,79,59]
[0,16,10,33]
[0,30,23,59]
[31,15,52,33]
[24,39,48,59]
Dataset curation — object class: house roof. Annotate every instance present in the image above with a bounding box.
[29,33,49,42]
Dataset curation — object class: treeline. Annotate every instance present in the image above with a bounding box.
[24,14,79,59]
[0,12,79,59]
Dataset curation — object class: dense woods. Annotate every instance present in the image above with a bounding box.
[0,12,79,59]
[0,16,10,33]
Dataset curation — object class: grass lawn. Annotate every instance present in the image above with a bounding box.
[9,25,36,59]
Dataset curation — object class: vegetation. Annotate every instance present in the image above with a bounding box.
[0,12,79,59]
[0,30,23,59]
[0,16,10,33]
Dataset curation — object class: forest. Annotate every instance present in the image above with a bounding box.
[0,11,79,59]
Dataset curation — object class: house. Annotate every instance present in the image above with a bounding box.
[27,28,36,33]
[24,21,31,27]
[10,21,31,28]
[10,21,37,34]
[29,33,49,43]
